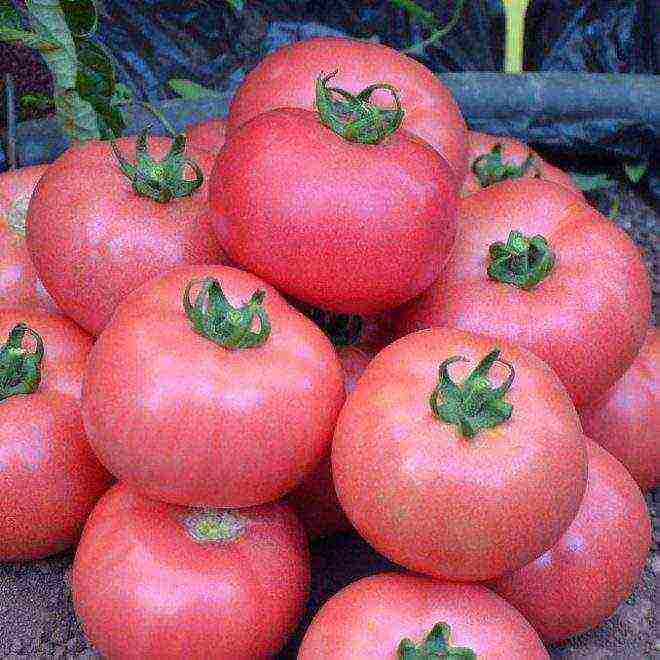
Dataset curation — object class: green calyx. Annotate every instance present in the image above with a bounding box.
[0,323,44,402]
[183,509,246,543]
[488,230,555,290]
[315,70,405,145]
[472,144,538,188]
[430,348,515,439]
[111,126,203,203]
[183,277,271,349]
[398,622,476,659]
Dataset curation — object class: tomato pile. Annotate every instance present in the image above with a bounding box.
[0,36,656,659]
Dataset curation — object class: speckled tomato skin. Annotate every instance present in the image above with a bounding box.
[579,327,659,491]
[26,136,224,336]
[461,132,584,198]
[227,37,469,185]
[186,117,226,155]
[394,179,651,408]
[333,326,587,582]
[298,573,549,659]
[210,107,458,315]
[81,265,346,508]
[489,439,652,643]
[0,308,112,562]
[0,164,60,314]
[72,483,310,660]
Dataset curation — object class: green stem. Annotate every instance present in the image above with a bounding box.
[183,277,271,349]
[401,0,466,55]
[502,0,531,73]
[183,509,246,543]
[487,230,555,290]
[315,71,405,145]
[398,621,476,658]
[430,349,514,439]
[472,144,538,188]
[0,323,44,402]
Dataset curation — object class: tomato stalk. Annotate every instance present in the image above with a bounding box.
[488,230,555,290]
[502,0,531,73]
[183,277,271,349]
[430,349,514,438]
[472,144,538,188]
[183,509,246,543]
[315,71,405,145]
[398,621,476,658]
[0,323,44,401]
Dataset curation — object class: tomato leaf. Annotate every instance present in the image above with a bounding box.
[570,172,616,192]
[168,78,223,100]
[623,160,648,184]
[20,92,55,110]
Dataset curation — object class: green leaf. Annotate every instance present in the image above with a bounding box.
[390,0,438,26]
[225,0,244,11]
[168,78,223,100]
[60,0,97,37]
[20,92,55,110]
[0,25,61,50]
[623,160,649,184]
[570,172,616,192]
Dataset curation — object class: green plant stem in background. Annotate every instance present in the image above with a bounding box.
[502,0,531,73]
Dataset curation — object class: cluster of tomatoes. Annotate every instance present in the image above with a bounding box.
[0,37,656,659]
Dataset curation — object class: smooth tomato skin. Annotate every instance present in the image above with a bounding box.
[394,179,651,408]
[81,264,346,508]
[186,116,226,155]
[72,482,310,660]
[579,327,659,491]
[489,439,652,643]
[333,326,587,582]
[228,37,469,185]
[0,308,112,561]
[26,136,224,336]
[461,132,584,198]
[0,164,60,314]
[298,573,549,659]
[210,107,458,315]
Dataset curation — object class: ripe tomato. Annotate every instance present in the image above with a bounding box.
[333,326,587,582]
[489,439,652,643]
[0,308,112,561]
[81,264,345,508]
[26,131,224,336]
[186,116,226,155]
[72,482,309,660]
[0,165,60,314]
[210,106,458,314]
[227,37,469,185]
[579,327,659,491]
[298,573,549,659]
[461,132,584,198]
[394,179,651,408]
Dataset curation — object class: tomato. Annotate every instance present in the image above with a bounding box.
[332,326,587,582]
[298,572,549,659]
[26,132,224,336]
[0,308,112,561]
[72,482,309,660]
[210,105,458,314]
[579,327,659,491]
[227,37,469,185]
[394,179,651,408]
[461,132,584,198]
[0,165,60,314]
[489,439,652,643]
[186,116,226,155]
[81,264,345,508]
[285,343,374,539]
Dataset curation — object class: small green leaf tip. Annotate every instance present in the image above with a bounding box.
[111,126,203,203]
[315,70,405,145]
[487,230,555,290]
[0,323,44,402]
[430,348,515,438]
[472,144,537,188]
[398,622,477,658]
[183,277,271,349]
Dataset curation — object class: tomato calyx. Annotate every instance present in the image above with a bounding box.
[183,277,271,349]
[111,126,204,203]
[430,348,514,438]
[183,509,247,543]
[472,144,538,188]
[315,70,405,145]
[398,622,476,659]
[0,323,44,402]
[487,230,555,290]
